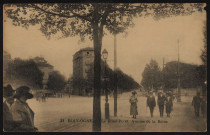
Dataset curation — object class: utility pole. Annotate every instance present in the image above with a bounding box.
[114,34,117,117]
[177,40,181,102]
[162,57,165,91]
[163,58,165,69]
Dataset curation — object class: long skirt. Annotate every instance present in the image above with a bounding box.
[130,102,138,115]
[166,105,172,114]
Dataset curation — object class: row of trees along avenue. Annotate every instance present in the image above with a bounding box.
[5,57,67,92]
[5,58,44,89]
[68,61,140,95]
[4,3,204,131]
[141,22,206,93]
[141,60,207,91]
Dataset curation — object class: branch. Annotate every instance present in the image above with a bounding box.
[110,3,144,13]
[30,4,91,22]
[30,4,76,18]
[70,10,92,22]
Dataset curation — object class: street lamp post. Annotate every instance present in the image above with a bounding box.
[102,49,109,120]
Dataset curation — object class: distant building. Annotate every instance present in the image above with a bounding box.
[73,47,94,95]
[73,47,94,79]
[3,51,11,84]
[33,57,54,89]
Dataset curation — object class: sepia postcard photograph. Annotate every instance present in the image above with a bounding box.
[2,3,207,132]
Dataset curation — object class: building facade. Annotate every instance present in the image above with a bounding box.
[73,47,94,95]
[73,47,94,79]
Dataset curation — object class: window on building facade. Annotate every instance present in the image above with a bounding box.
[86,51,92,57]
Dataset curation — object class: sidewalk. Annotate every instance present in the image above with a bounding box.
[144,101,207,132]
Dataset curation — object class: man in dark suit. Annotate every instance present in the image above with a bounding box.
[147,91,156,117]
[192,92,201,117]
[157,91,165,117]
[3,84,18,131]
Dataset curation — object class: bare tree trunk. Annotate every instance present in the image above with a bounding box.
[92,23,102,131]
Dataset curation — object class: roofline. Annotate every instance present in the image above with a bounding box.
[73,47,94,57]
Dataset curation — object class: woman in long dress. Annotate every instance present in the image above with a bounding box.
[165,93,173,117]
[129,91,138,119]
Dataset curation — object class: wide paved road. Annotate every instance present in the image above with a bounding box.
[27,91,206,132]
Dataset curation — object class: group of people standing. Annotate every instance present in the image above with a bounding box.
[36,92,46,102]
[129,91,174,118]
[3,84,37,132]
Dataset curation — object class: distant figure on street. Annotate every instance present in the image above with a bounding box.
[11,86,38,132]
[192,92,201,118]
[3,84,18,131]
[157,92,165,117]
[165,93,173,117]
[37,93,42,102]
[85,88,88,96]
[129,91,138,119]
[35,93,39,101]
[200,97,207,118]
[41,93,46,102]
[147,91,156,117]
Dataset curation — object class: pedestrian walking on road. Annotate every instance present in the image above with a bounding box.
[147,91,156,117]
[192,92,201,118]
[157,92,165,117]
[129,91,138,119]
[11,86,38,132]
[41,93,46,102]
[165,93,173,117]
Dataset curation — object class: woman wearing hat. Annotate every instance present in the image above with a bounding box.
[165,92,173,117]
[3,84,18,131]
[11,86,38,132]
[129,91,138,119]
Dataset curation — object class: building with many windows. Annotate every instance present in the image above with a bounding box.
[73,47,94,79]
[73,47,94,95]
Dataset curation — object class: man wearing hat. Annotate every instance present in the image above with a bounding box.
[157,91,165,117]
[3,84,18,131]
[147,91,156,117]
[11,86,38,132]
[192,92,201,117]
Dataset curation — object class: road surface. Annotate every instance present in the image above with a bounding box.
[27,91,206,132]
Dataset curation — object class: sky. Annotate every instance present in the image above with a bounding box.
[3,6,206,84]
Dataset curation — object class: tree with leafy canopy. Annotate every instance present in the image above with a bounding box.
[199,24,207,95]
[4,3,204,131]
[47,71,66,92]
[200,24,207,67]
[5,58,44,89]
[163,61,201,89]
[141,59,162,91]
